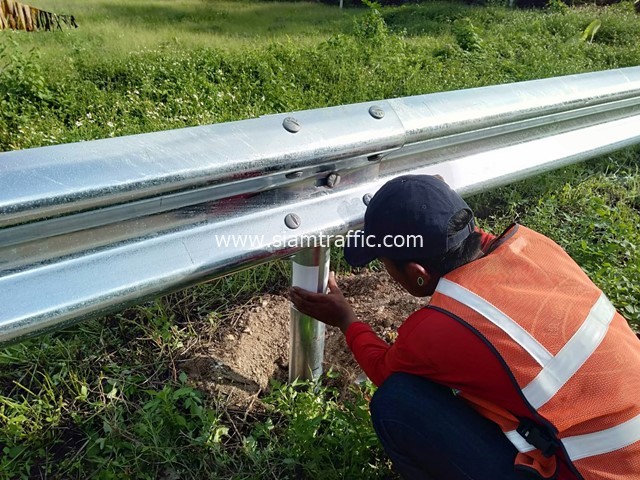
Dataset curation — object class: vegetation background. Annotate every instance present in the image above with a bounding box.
[1,0,639,478]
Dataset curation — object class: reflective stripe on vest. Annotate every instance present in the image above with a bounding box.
[505,429,536,453]
[506,413,640,460]
[436,278,552,366]
[563,413,640,461]
[435,278,640,461]
[523,293,615,409]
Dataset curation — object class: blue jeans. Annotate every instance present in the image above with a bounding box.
[370,373,539,480]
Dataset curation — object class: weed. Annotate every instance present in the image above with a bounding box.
[353,0,389,43]
[581,19,602,42]
[0,43,52,108]
[547,0,569,14]
[245,378,391,479]
[453,17,484,52]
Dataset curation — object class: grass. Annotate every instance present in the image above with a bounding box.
[19,0,360,58]
[1,0,640,478]
[2,0,640,150]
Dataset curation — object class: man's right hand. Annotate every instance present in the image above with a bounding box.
[289,272,357,333]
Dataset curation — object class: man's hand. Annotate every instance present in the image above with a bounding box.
[289,271,357,333]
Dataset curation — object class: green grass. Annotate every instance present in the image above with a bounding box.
[19,0,360,58]
[1,0,640,478]
[2,0,640,150]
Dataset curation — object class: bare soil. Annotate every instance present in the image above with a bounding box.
[181,270,425,408]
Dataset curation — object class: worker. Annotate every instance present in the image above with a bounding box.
[289,174,640,480]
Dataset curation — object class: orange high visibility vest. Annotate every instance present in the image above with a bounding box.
[429,225,640,479]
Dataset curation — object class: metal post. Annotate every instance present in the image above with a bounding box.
[289,246,330,382]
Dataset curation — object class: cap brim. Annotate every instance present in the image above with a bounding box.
[343,232,378,267]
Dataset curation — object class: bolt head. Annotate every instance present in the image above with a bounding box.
[284,213,301,229]
[283,117,301,133]
[326,172,341,188]
[286,170,303,179]
[363,193,373,205]
[369,105,385,120]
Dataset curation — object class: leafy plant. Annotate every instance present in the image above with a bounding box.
[0,43,52,108]
[581,19,602,42]
[547,0,569,14]
[249,377,390,479]
[452,17,483,52]
[352,0,389,43]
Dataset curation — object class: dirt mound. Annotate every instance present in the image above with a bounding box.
[181,270,426,408]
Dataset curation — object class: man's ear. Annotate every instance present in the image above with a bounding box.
[404,261,428,282]
[433,174,445,182]
[404,261,439,297]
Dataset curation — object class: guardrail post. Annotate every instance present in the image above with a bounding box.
[289,246,330,382]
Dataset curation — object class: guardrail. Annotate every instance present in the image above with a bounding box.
[2,67,640,380]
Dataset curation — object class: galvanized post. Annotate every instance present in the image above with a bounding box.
[289,246,330,382]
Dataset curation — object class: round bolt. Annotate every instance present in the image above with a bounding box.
[283,117,301,133]
[363,193,373,206]
[326,172,341,188]
[284,213,301,229]
[369,105,385,120]
[285,170,303,179]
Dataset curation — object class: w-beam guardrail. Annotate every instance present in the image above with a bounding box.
[2,67,640,380]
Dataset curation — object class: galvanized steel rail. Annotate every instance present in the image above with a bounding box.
[2,67,640,377]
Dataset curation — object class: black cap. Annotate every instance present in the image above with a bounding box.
[344,175,474,267]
